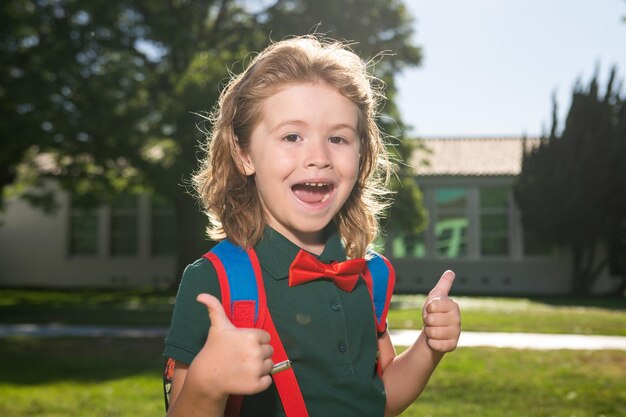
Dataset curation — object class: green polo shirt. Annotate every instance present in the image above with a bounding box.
[164,227,387,416]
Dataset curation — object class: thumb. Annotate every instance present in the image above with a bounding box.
[428,270,456,298]
[197,293,235,330]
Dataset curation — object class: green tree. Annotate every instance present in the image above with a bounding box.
[1,0,425,277]
[514,68,626,294]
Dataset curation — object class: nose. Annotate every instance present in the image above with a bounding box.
[304,138,332,169]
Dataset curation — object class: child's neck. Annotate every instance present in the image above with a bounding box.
[288,230,326,256]
[299,240,325,256]
[269,224,329,256]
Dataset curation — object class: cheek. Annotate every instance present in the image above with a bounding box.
[348,151,362,181]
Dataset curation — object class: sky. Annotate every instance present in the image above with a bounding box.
[396,0,626,138]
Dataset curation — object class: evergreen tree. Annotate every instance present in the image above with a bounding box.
[514,68,626,294]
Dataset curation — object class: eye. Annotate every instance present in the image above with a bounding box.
[283,133,301,143]
[329,136,346,145]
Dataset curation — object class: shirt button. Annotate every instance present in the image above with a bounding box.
[338,342,347,353]
[331,303,342,311]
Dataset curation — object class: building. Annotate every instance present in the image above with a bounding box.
[388,136,576,295]
[0,137,620,294]
[0,186,176,288]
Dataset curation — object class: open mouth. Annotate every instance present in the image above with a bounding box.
[291,182,334,204]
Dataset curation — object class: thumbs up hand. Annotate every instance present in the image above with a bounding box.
[186,293,274,398]
[422,270,461,353]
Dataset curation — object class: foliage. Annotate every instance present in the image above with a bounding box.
[385,172,428,234]
[514,67,626,294]
[1,0,425,273]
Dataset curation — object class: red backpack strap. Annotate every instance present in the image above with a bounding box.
[163,356,175,410]
[204,241,309,417]
[362,252,395,377]
[163,241,269,415]
[204,241,266,327]
[362,252,396,335]
[203,241,264,416]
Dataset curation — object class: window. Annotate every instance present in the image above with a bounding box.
[110,195,139,256]
[435,188,468,258]
[480,187,509,256]
[391,232,426,258]
[151,195,175,256]
[69,206,98,255]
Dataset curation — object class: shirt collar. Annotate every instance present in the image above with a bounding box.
[254,225,347,280]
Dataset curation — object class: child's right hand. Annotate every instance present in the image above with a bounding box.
[186,293,274,399]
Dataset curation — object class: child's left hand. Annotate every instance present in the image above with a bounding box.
[422,270,461,352]
[378,270,460,415]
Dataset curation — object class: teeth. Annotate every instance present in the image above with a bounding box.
[321,193,330,203]
[304,182,329,187]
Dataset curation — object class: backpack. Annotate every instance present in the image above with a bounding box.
[164,240,395,416]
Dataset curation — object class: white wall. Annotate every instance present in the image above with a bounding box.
[391,256,572,295]
[0,188,176,288]
[0,180,619,294]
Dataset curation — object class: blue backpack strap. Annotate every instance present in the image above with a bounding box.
[203,241,269,417]
[204,240,265,326]
[364,252,396,335]
[164,240,262,414]
[204,241,308,417]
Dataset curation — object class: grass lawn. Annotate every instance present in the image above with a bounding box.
[389,295,626,336]
[0,337,624,417]
[399,346,626,417]
[0,337,165,417]
[1,289,625,337]
[0,290,625,416]
[0,289,175,326]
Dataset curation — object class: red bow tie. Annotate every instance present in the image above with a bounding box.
[288,250,366,292]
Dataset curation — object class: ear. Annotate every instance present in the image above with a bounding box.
[235,137,255,176]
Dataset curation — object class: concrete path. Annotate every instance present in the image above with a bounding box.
[0,323,168,338]
[390,329,626,351]
[1,324,626,350]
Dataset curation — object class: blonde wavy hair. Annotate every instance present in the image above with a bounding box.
[193,35,392,259]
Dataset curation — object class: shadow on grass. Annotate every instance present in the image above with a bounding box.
[0,288,175,326]
[0,337,166,385]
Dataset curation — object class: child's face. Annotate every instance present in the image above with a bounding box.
[238,82,361,252]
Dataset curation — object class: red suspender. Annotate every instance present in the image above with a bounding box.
[261,305,310,416]
[362,253,395,334]
[246,250,309,417]
[207,246,309,417]
[190,242,394,417]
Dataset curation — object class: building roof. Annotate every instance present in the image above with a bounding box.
[411,136,541,176]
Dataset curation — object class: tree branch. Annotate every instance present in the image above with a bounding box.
[208,0,229,39]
